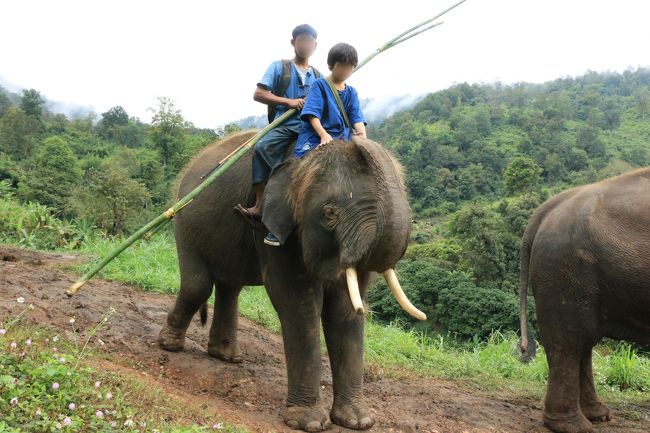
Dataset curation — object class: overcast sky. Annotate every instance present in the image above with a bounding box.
[1,0,649,128]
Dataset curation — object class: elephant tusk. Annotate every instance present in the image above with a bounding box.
[383,269,427,321]
[345,267,365,315]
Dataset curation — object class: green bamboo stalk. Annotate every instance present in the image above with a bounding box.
[66,0,468,296]
[66,111,293,296]
[354,0,467,71]
[387,21,444,49]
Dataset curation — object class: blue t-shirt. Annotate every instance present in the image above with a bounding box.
[294,78,366,158]
[258,60,319,120]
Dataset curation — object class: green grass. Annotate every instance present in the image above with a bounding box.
[0,302,248,432]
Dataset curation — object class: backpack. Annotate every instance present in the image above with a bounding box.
[267,59,321,124]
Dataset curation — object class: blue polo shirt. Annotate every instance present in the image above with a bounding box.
[258,60,319,120]
[294,78,366,158]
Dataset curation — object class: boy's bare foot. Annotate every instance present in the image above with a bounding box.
[234,204,262,228]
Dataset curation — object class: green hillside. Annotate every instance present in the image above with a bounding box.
[1,69,650,340]
[366,68,650,339]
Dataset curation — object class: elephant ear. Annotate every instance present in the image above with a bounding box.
[261,161,296,245]
[351,135,405,190]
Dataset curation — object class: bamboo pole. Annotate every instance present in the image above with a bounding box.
[66,112,290,296]
[353,0,467,71]
[66,0,468,296]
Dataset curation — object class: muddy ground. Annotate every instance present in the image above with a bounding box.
[1,245,648,433]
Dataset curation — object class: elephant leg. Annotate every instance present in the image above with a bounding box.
[264,273,329,431]
[207,282,243,363]
[579,348,611,422]
[543,345,593,433]
[321,286,373,430]
[159,253,213,352]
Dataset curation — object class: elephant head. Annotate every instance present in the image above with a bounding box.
[261,136,426,321]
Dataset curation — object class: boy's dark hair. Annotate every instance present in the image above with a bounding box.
[327,43,358,70]
[292,24,317,40]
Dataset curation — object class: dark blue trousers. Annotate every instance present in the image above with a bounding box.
[252,116,301,185]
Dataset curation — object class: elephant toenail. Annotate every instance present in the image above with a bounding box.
[305,421,322,431]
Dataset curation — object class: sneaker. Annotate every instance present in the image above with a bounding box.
[264,233,281,247]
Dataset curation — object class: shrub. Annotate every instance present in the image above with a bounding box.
[0,180,94,250]
[436,283,521,340]
[366,260,475,326]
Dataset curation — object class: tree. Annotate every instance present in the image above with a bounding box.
[543,152,565,183]
[45,113,70,134]
[105,147,165,202]
[18,136,81,214]
[497,192,544,237]
[600,97,622,130]
[0,87,11,117]
[98,106,137,143]
[565,147,589,171]
[0,107,39,159]
[70,161,150,234]
[449,201,519,291]
[366,260,475,326]
[216,122,241,138]
[436,284,522,340]
[20,89,45,119]
[450,109,480,151]
[502,156,542,195]
[148,97,188,168]
[633,88,649,119]
[100,106,129,128]
[576,125,605,158]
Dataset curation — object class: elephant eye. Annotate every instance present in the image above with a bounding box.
[321,204,340,230]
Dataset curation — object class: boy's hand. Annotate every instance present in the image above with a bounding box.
[319,133,334,145]
[353,122,367,139]
[287,98,305,110]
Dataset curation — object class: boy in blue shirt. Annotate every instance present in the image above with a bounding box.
[294,42,367,158]
[234,24,321,245]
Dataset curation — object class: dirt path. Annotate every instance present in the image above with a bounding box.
[1,245,648,433]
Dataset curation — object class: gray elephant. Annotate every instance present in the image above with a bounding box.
[158,131,425,431]
[519,168,650,433]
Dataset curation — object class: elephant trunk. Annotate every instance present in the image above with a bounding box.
[383,269,427,321]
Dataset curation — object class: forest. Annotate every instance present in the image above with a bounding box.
[2,68,650,340]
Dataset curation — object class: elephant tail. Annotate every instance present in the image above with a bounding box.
[518,234,533,361]
[519,209,544,362]
[199,302,208,327]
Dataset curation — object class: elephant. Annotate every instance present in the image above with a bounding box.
[157,131,426,431]
[519,168,650,433]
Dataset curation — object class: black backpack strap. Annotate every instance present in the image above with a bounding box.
[312,67,322,79]
[277,59,293,97]
[267,60,293,123]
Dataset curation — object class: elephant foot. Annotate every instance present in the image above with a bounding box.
[282,404,331,432]
[580,401,611,423]
[208,339,243,364]
[331,400,374,430]
[158,324,186,352]
[543,411,593,433]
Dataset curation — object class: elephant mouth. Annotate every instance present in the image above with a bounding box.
[344,267,427,321]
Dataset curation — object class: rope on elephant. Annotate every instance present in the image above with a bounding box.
[65,0,470,297]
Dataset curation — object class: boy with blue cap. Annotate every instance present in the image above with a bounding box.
[235,24,321,246]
